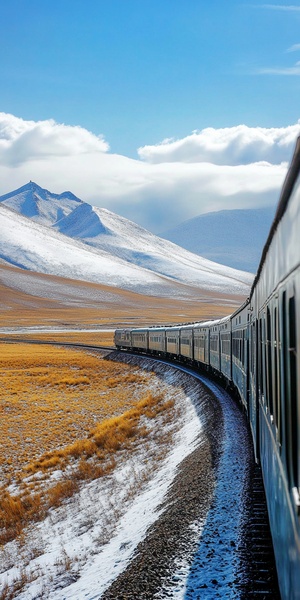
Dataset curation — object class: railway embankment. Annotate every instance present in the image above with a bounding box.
[0,348,280,598]
[102,353,280,599]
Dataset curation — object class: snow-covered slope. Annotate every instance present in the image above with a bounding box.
[54,203,253,293]
[0,183,253,297]
[0,204,174,296]
[0,182,83,227]
[161,207,276,273]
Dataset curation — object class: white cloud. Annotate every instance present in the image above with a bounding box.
[0,113,297,233]
[138,124,299,165]
[286,43,300,52]
[0,113,109,166]
[260,4,300,11]
[257,61,300,75]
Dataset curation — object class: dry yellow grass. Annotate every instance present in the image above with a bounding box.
[0,383,175,544]
[0,341,179,545]
[1,330,115,347]
[0,342,148,485]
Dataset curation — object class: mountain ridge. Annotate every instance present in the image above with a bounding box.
[161,206,276,273]
[0,181,83,227]
[0,182,253,299]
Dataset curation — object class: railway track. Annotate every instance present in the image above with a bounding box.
[105,352,281,598]
[0,336,115,352]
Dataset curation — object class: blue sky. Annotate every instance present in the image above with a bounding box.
[0,1,300,231]
[1,1,300,156]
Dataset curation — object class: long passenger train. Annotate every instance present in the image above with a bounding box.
[115,136,300,600]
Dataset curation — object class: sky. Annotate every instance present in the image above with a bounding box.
[1,1,300,232]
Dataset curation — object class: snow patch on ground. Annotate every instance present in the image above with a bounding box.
[0,380,203,599]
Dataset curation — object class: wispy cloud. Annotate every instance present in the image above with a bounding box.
[286,43,300,52]
[256,60,300,74]
[260,4,300,11]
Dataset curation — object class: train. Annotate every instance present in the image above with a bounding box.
[115,136,300,600]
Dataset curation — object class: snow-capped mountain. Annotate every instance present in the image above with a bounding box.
[0,203,171,296]
[161,207,276,273]
[0,182,253,298]
[0,181,83,227]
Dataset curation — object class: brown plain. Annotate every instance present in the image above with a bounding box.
[0,263,247,546]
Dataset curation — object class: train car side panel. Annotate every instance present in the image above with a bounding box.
[166,328,180,357]
[179,327,194,360]
[193,326,210,366]
[131,329,149,351]
[149,328,166,353]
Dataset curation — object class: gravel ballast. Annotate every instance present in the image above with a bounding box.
[102,353,279,599]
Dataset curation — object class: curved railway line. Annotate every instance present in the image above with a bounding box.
[1,337,280,597]
[2,136,300,598]
[115,136,300,599]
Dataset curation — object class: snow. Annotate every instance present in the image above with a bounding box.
[0,182,253,298]
[152,365,249,600]
[0,204,173,297]
[55,203,253,292]
[0,182,82,227]
[55,408,201,600]
[0,371,203,599]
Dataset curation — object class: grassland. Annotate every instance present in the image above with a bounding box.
[0,342,179,547]
[0,343,148,484]
[0,262,246,559]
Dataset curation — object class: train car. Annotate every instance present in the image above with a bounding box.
[165,327,180,357]
[209,322,221,373]
[114,136,300,600]
[130,328,149,351]
[179,325,194,362]
[193,322,211,367]
[114,328,132,349]
[148,328,166,354]
[248,308,259,460]
[218,315,232,382]
[248,137,300,600]
[231,301,249,411]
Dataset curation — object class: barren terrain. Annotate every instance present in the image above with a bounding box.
[0,263,249,598]
[0,263,245,335]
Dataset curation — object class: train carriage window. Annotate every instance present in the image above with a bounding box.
[281,291,287,452]
[288,296,299,490]
[242,331,244,363]
[259,316,266,402]
[276,301,283,446]
[274,306,279,432]
[221,333,230,356]
[210,336,219,353]
[251,322,256,376]
[266,307,274,416]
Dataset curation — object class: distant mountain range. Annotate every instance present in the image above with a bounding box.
[0,182,252,300]
[161,207,276,273]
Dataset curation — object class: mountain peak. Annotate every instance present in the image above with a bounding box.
[55,202,109,238]
[0,182,84,226]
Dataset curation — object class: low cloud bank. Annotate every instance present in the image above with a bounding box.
[0,113,298,232]
[137,124,299,165]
